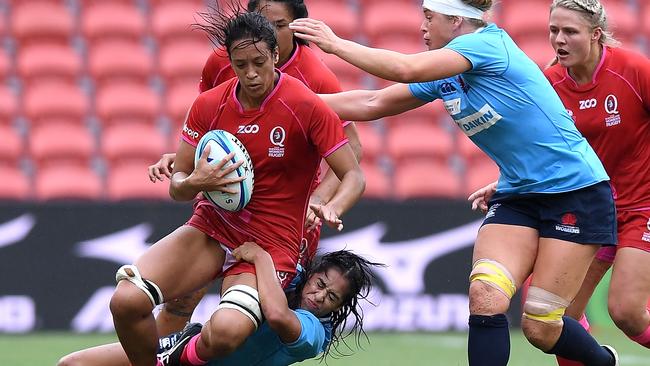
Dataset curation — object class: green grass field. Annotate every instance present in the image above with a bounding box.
[2,329,648,365]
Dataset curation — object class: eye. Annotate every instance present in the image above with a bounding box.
[328,293,337,301]
[317,280,325,289]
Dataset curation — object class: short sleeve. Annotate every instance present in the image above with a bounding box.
[308,97,348,158]
[181,94,211,147]
[284,309,326,357]
[636,54,650,112]
[445,31,508,75]
[408,81,441,102]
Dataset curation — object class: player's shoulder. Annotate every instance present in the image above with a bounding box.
[279,73,319,99]
[607,46,649,71]
[197,77,236,104]
[543,63,565,83]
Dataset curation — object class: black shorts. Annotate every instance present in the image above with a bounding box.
[482,181,617,246]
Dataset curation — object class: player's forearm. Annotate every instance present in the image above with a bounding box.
[327,169,365,217]
[252,251,290,320]
[169,172,202,201]
[319,90,385,121]
[333,39,416,83]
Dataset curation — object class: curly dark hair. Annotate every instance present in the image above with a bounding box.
[247,0,309,46]
[290,250,384,359]
[195,2,278,58]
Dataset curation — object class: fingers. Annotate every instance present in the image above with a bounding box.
[148,165,161,182]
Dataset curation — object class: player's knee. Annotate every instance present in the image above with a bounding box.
[521,286,569,349]
[109,282,153,320]
[607,298,640,334]
[468,259,515,314]
[202,318,249,356]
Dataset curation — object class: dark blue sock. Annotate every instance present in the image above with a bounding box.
[468,314,510,366]
[547,316,615,366]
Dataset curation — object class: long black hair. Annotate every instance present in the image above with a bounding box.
[290,250,384,359]
[247,0,309,46]
[195,2,278,58]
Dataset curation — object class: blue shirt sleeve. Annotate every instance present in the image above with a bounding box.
[444,29,509,75]
[283,309,326,358]
[408,81,441,102]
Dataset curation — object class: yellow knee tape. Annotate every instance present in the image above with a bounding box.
[523,286,569,324]
[469,259,516,298]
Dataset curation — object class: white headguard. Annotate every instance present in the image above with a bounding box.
[422,0,485,20]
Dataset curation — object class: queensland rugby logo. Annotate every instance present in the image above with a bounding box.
[646,217,650,232]
[268,126,286,158]
[605,94,619,114]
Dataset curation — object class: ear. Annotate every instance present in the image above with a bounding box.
[273,46,280,64]
[592,27,602,43]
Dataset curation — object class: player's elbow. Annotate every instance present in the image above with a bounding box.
[263,306,292,328]
[390,62,419,83]
[57,352,85,366]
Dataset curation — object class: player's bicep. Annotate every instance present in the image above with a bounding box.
[323,143,360,181]
[172,140,196,175]
[273,310,304,344]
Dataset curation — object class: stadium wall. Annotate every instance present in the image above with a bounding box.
[0,200,521,333]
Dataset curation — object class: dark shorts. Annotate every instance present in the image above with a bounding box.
[482,181,617,246]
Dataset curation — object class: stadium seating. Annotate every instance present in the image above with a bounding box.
[101,124,168,167]
[354,124,383,162]
[517,36,556,69]
[35,165,103,201]
[165,81,199,129]
[95,82,160,126]
[81,2,147,44]
[11,2,74,45]
[361,2,423,45]
[29,123,94,169]
[360,161,390,199]
[22,83,89,126]
[600,0,638,44]
[464,157,500,196]
[151,2,207,45]
[308,2,358,41]
[0,125,22,166]
[394,159,461,199]
[387,123,453,164]
[499,1,549,40]
[88,40,154,85]
[0,166,30,200]
[159,40,211,87]
[0,86,18,125]
[0,50,10,81]
[107,162,170,201]
[17,44,82,86]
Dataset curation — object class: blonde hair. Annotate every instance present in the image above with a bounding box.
[550,0,620,47]
[459,0,493,27]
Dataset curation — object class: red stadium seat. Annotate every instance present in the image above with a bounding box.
[159,40,212,86]
[81,3,146,43]
[500,1,550,39]
[152,2,206,45]
[11,2,74,45]
[22,83,89,126]
[35,165,102,201]
[0,49,10,81]
[95,82,160,126]
[458,131,489,163]
[0,125,22,166]
[88,40,154,85]
[384,102,448,129]
[362,2,423,45]
[165,82,199,129]
[464,157,499,196]
[355,124,383,162]
[0,86,18,124]
[17,44,82,86]
[601,0,637,43]
[643,4,650,42]
[308,2,358,40]
[387,123,453,163]
[360,161,390,199]
[0,166,30,200]
[107,162,171,201]
[101,124,167,166]
[394,159,461,199]
[29,123,94,168]
[516,36,556,69]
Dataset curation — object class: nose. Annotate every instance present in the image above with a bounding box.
[314,290,326,303]
[245,66,257,80]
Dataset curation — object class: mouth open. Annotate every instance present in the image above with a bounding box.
[557,49,569,57]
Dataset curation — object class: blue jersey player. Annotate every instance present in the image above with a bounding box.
[289,0,619,365]
[58,246,380,366]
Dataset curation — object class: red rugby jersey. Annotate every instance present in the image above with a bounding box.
[545,47,650,210]
[181,73,348,272]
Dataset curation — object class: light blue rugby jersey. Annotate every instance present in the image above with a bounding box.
[408,23,608,194]
[208,309,332,366]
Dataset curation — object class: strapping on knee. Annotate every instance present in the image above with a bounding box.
[523,286,569,324]
[115,265,164,307]
[217,285,263,329]
[469,259,516,299]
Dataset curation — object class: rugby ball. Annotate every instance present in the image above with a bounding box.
[194,130,254,211]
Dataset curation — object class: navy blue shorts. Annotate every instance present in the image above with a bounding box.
[482,181,617,246]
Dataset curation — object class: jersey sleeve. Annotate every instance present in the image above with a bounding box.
[408,81,441,102]
[199,53,216,93]
[635,54,650,112]
[283,309,326,358]
[445,32,508,75]
[308,96,348,158]
[181,94,211,147]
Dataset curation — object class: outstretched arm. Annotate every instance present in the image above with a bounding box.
[290,18,471,83]
[233,242,302,343]
[319,83,428,122]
